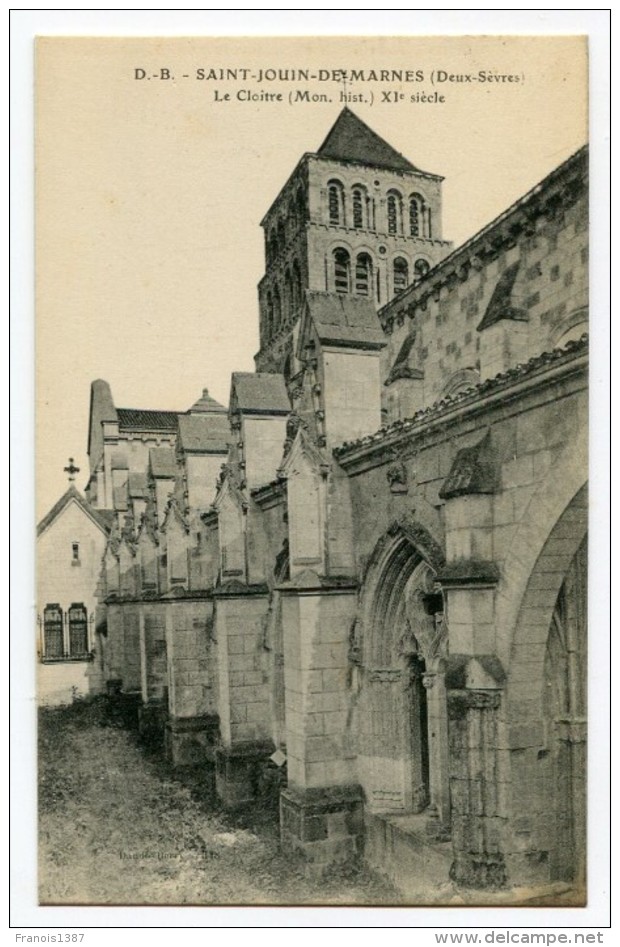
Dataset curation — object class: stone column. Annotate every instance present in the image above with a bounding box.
[422,666,451,839]
[447,686,506,889]
[437,431,508,886]
[278,576,363,867]
[212,584,273,807]
[137,602,168,749]
[164,597,219,767]
[104,601,124,692]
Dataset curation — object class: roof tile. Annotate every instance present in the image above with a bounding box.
[117,408,179,431]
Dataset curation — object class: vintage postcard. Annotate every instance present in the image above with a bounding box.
[35,34,591,909]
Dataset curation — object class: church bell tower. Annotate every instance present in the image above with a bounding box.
[254,108,452,381]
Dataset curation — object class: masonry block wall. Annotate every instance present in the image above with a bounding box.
[142,603,167,701]
[165,601,214,719]
[121,604,141,693]
[379,149,587,419]
[281,589,357,790]
[214,594,271,746]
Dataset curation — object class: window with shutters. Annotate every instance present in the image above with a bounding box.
[355,253,373,296]
[328,180,344,225]
[43,604,64,659]
[387,190,403,235]
[410,193,432,238]
[68,603,89,656]
[414,258,431,281]
[409,195,421,236]
[393,257,409,295]
[333,248,351,294]
[352,185,367,229]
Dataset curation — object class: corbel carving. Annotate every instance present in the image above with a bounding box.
[386,459,408,495]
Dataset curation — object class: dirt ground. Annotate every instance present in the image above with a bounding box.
[38,698,400,907]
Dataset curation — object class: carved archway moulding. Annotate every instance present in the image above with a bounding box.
[354,517,446,668]
[361,516,445,585]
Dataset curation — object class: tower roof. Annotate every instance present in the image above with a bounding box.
[189,388,228,415]
[316,108,424,174]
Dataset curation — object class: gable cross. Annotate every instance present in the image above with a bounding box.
[64,457,80,483]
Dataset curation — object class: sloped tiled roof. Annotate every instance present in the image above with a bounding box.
[231,373,290,415]
[149,447,178,479]
[128,472,148,498]
[117,408,179,432]
[37,485,113,538]
[178,414,231,454]
[316,108,426,175]
[303,291,386,350]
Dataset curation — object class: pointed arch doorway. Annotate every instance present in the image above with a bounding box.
[357,525,448,821]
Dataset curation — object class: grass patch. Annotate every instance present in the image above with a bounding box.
[38,698,399,906]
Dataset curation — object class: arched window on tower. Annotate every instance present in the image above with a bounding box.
[277,219,286,256]
[292,260,302,313]
[333,248,351,294]
[284,269,293,321]
[393,257,409,295]
[288,198,297,232]
[409,194,430,237]
[426,206,433,238]
[414,258,431,282]
[328,180,345,226]
[352,185,367,230]
[355,253,373,297]
[269,229,278,265]
[296,186,306,225]
[387,190,403,235]
[273,285,282,332]
[265,291,274,339]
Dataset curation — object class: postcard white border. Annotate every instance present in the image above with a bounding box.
[10,7,611,935]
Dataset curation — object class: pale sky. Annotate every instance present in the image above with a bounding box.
[36,35,588,518]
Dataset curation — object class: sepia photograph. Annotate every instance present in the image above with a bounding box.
[29,29,597,913]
